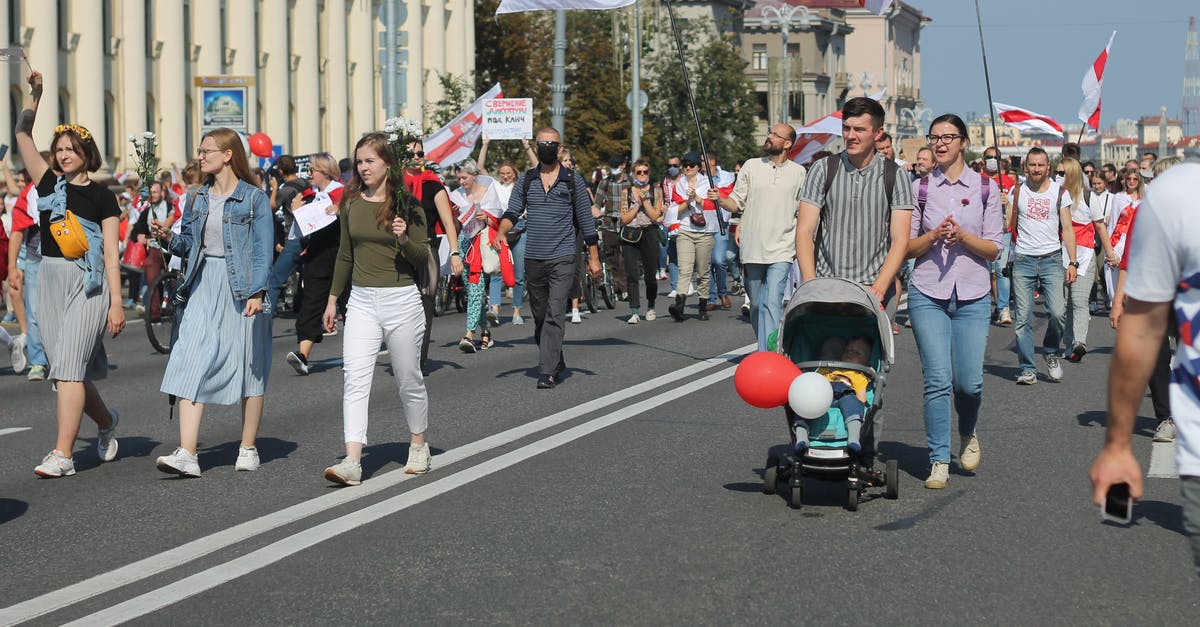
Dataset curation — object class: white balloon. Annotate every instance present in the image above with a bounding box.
[788,372,834,419]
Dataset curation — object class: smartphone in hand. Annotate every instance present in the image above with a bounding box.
[0,144,8,161]
[1102,482,1133,524]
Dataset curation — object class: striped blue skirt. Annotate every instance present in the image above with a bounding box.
[161,256,272,405]
[38,256,109,382]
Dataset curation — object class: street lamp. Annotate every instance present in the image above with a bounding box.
[759,1,816,124]
[899,105,932,138]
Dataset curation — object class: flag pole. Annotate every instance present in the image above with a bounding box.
[974,0,1001,156]
[663,0,726,235]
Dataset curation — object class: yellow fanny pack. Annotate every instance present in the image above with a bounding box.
[48,210,91,259]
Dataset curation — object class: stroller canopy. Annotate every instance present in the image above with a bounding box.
[778,277,895,367]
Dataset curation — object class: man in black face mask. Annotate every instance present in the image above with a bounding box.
[498,128,602,389]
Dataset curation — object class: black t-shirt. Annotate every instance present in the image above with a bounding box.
[36,171,121,258]
[420,180,446,240]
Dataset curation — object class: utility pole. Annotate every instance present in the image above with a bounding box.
[383,0,398,117]
[631,2,642,161]
[551,10,568,134]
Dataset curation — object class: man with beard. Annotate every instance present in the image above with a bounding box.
[497,127,601,389]
[708,123,807,350]
[912,146,935,180]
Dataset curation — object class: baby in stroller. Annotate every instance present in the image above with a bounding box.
[794,335,875,456]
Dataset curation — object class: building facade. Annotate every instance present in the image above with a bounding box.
[838,0,928,141]
[2,0,475,171]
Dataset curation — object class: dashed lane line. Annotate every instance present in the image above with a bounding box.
[1147,440,1177,479]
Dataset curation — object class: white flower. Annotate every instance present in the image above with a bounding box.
[128,135,136,143]
[388,133,399,143]
[143,131,155,139]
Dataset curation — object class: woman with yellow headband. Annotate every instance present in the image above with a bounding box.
[16,70,125,477]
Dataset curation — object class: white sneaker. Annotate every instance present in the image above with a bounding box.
[687,282,696,296]
[97,410,119,462]
[156,447,202,477]
[324,456,362,486]
[1016,371,1037,385]
[627,313,639,324]
[405,443,432,474]
[570,310,582,324]
[1154,419,1177,443]
[11,333,27,374]
[741,297,750,317]
[667,289,678,298]
[235,446,261,471]
[959,434,980,472]
[512,313,525,325]
[925,461,949,489]
[1044,354,1064,382]
[27,364,46,381]
[34,450,75,477]
[645,309,656,321]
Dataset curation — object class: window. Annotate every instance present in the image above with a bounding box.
[756,91,769,120]
[752,43,767,70]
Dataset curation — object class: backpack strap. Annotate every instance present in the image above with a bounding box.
[882,158,897,211]
[916,175,930,234]
[980,172,990,209]
[821,153,840,198]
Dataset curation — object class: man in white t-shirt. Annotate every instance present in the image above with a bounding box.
[1091,162,1200,576]
[1008,147,1078,385]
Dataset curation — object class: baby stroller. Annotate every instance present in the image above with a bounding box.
[762,277,899,510]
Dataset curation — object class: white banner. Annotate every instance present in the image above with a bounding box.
[482,98,534,140]
[423,83,503,167]
[497,0,635,15]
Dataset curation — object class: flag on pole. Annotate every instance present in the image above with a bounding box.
[496,0,635,15]
[993,102,1064,136]
[788,89,887,164]
[1078,31,1116,134]
[423,84,503,167]
[0,46,27,63]
[858,0,895,16]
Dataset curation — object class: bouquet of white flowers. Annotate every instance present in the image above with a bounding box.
[128,131,160,202]
[381,116,426,220]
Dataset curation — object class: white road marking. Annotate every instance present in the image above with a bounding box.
[62,365,740,626]
[0,343,754,625]
[1147,440,1177,478]
[0,427,31,437]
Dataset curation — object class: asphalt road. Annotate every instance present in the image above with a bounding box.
[0,287,1195,624]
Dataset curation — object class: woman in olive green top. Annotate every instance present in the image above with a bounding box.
[322,132,431,486]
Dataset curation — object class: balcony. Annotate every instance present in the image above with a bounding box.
[834,72,849,89]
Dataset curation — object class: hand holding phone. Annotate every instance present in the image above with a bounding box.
[0,143,8,162]
[1102,482,1133,524]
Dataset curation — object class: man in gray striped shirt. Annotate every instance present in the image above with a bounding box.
[795,97,914,304]
[498,127,601,389]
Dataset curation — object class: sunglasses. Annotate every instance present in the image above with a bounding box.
[1056,170,1065,176]
[537,141,560,148]
[413,151,424,158]
[633,169,650,175]
[682,162,700,168]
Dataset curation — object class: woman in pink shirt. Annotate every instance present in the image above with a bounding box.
[905,114,1005,490]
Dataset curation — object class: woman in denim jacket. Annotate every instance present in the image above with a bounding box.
[151,127,275,477]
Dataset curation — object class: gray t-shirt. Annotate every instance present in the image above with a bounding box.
[202,193,229,258]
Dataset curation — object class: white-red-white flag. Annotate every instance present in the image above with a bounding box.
[1078,31,1115,134]
[788,89,887,164]
[496,0,635,14]
[858,0,894,16]
[993,102,1064,136]
[423,83,503,167]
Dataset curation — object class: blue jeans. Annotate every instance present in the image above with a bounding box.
[658,233,669,274]
[20,257,47,367]
[268,237,303,306]
[488,233,527,311]
[908,286,991,464]
[667,237,679,291]
[708,230,729,303]
[990,238,1011,311]
[1011,251,1067,373]
[744,262,792,352]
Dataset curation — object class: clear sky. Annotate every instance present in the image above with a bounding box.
[916,0,1196,131]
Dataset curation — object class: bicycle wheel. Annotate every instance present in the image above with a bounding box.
[600,262,615,309]
[145,272,179,354]
[434,276,450,316]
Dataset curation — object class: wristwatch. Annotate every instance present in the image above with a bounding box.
[450,250,462,257]
[1068,261,1079,268]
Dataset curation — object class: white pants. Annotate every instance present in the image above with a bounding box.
[342,284,429,444]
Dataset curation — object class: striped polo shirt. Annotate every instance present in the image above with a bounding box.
[799,152,914,283]
[503,167,599,261]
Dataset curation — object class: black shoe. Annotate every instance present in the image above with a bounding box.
[697,302,710,321]
[537,374,557,389]
[554,362,566,378]
[668,294,686,321]
[1067,343,1087,363]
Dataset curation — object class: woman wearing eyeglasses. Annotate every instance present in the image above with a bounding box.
[667,151,721,321]
[905,114,1005,489]
[619,157,663,323]
[1104,169,1143,309]
[152,128,275,477]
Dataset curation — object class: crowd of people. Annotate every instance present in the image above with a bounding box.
[2,70,1199,574]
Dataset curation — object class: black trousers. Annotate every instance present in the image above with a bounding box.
[419,241,443,368]
[1149,335,1173,421]
[620,230,658,310]
[526,255,575,376]
[296,244,337,343]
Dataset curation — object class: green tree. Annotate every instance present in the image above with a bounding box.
[425,72,475,131]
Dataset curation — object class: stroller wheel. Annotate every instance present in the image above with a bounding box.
[885,460,899,500]
[763,455,779,495]
[788,483,803,509]
[846,486,860,511]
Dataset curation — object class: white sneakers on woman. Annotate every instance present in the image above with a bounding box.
[34,451,75,477]
[405,443,432,474]
[98,410,119,462]
[324,457,363,486]
[156,448,202,478]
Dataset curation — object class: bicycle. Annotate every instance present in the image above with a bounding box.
[579,244,616,314]
[144,267,181,354]
[434,272,467,316]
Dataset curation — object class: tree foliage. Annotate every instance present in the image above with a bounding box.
[425,72,475,131]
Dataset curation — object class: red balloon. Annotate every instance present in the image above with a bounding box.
[248,132,273,158]
[734,351,801,409]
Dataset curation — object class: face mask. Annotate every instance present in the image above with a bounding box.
[985,158,999,172]
[631,177,649,188]
[1139,168,1154,179]
[610,166,623,176]
[667,166,680,178]
[536,144,559,165]
[1053,174,1064,185]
